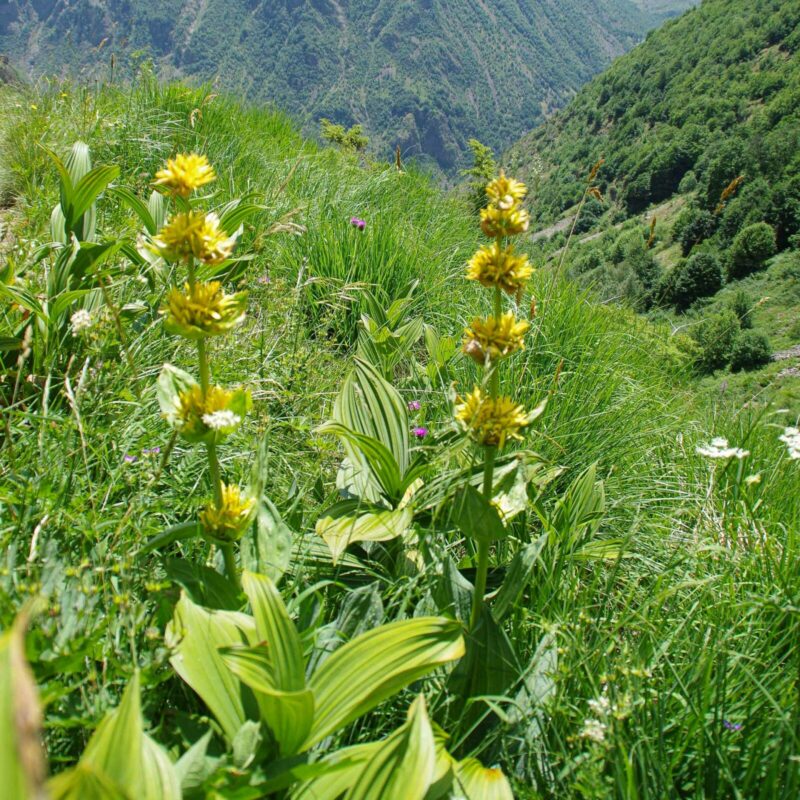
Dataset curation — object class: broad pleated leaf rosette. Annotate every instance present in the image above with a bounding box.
[455,386,544,449]
[151,211,238,265]
[200,484,257,545]
[157,364,250,444]
[161,281,247,339]
[153,153,216,198]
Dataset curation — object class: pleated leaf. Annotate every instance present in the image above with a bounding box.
[316,501,413,564]
[344,695,435,800]
[221,644,314,757]
[242,571,305,691]
[306,617,464,748]
[453,757,514,800]
[49,673,180,800]
[166,592,256,742]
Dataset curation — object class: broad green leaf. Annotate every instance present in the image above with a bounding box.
[452,484,508,543]
[335,359,409,476]
[50,673,181,800]
[306,617,464,748]
[70,165,120,231]
[49,765,126,800]
[453,757,514,800]
[221,644,314,756]
[138,522,202,557]
[148,190,168,231]
[157,364,197,424]
[0,608,47,800]
[318,421,403,500]
[166,592,256,742]
[291,742,379,800]
[174,730,219,792]
[240,496,293,582]
[491,534,547,621]
[163,558,240,611]
[433,556,473,623]
[316,502,412,564]
[344,695,435,800]
[447,603,517,720]
[242,572,305,691]
[510,631,557,743]
[219,199,267,234]
[110,186,158,234]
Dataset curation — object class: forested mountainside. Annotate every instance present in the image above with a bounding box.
[2,0,679,170]
[511,0,800,411]
[508,0,799,226]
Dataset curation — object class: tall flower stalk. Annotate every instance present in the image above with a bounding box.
[152,154,255,590]
[457,171,535,629]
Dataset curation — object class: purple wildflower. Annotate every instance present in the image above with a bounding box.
[123,453,138,464]
[142,447,161,456]
[723,720,742,732]
[350,217,366,231]
[258,274,271,285]
[408,400,421,411]
[412,426,429,439]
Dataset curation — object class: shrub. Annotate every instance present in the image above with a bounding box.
[668,252,724,311]
[727,288,753,328]
[730,329,772,371]
[675,206,716,255]
[693,309,740,373]
[728,222,777,279]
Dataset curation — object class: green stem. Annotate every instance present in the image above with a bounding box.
[221,543,239,593]
[469,285,504,630]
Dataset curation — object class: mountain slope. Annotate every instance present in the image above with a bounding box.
[2,0,667,170]
[508,0,800,226]
[510,0,800,410]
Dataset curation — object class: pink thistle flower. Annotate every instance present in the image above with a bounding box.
[350,217,366,230]
[412,426,428,439]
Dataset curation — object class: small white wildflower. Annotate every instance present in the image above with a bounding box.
[70,309,93,336]
[779,427,800,460]
[580,718,607,743]
[202,410,241,431]
[745,473,762,486]
[588,695,611,717]
[696,437,749,460]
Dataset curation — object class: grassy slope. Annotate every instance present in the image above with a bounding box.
[1,79,800,797]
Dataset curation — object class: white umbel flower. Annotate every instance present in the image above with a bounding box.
[779,427,800,459]
[70,309,93,336]
[202,410,242,430]
[580,718,607,743]
[696,437,749,460]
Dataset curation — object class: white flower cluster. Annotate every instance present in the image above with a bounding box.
[70,309,93,336]
[779,427,800,460]
[696,437,749,460]
[202,410,241,431]
[581,690,611,744]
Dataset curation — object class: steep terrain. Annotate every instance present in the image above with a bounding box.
[509,0,800,410]
[2,0,675,170]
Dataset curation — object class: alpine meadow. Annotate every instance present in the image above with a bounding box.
[1,1,800,799]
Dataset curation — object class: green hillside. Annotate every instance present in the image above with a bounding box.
[1,68,800,797]
[510,0,800,412]
[1,0,671,171]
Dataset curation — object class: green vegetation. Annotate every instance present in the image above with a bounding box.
[516,0,800,410]
[2,64,800,800]
[1,0,669,171]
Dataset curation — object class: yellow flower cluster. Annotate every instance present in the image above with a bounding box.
[463,312,530,365]
[162,281,247,339]
[154,153,216,197]
[466,242,533,298]
[175,385,237,438]
[479,171,530,237]
[152,211,237,265]
[457,171,536,451]
[454,387,531,449]
[200,483,256,543]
